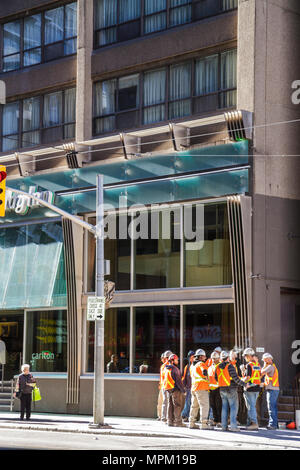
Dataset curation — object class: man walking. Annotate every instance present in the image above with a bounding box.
[242,348,261,430]
[260,353,280,430]
[181,351,194,422]
[215,350,249,432]
[163,353,186,427]
[189,349,210,430]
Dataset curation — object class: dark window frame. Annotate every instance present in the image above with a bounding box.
[1,1,77,73]
[1,87,76,152]
[94,0,238,49]
[93,49,237,136]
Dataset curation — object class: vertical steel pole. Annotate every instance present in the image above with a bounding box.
[92,174,105,425]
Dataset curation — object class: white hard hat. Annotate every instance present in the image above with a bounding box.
[262,353,273,360]
[164,350,173,358]
[242,347,255,356]
[214,347,222,353]
[211,351,220,359]
[195,349,206,357]
[220,350,229,360]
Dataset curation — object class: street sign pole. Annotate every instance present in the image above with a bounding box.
[91,174,105,426]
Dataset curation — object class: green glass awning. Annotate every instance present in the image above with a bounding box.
[0,221,67,309]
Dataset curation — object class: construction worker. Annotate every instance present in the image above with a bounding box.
[163,353,186,427]
[230,349,247,425]
[189,349,210,430]
[242,347,262,430]
[160,350,173,422]
[181,350,195,422]
[157,353,166,421]
[208,351,222,427]
[215,350,249,432]
[206,346,222,368]
[260,353,280,430]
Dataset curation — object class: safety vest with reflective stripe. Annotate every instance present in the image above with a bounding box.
[190,362,209,392]
[264,363,280,388]
[246,361,261,386]
[208,362,220,390]
[216,363,232,387]
[162,366,175,391]
[159,363,166,390]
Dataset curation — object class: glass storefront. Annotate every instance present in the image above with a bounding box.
[25,309,67,372]
[0,311,24,379]
[87,303,234,374]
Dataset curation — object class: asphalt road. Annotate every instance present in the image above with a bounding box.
[0,428,298,451]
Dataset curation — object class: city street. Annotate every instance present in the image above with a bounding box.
[0,414,299,451]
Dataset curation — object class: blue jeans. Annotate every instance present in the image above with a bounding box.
[220,388,239,430]
[181,389,191,418]
[244,391,259,425]
[266,389,279,428]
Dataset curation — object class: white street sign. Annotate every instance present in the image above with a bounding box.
[87,296,105,321]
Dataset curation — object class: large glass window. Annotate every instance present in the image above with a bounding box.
[26,309,67,372]
[85,201,233,293]
[94,0,238,47]
[2,2,77,72]
[1,88,76,151]
[87,307,130,373]
[93,50,237,135]
[183,304,235,359]
[134,305,180,373]
[184,202,232,287]
[133,208,180,289]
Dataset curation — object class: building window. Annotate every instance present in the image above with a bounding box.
[86,303,235,374]
[1,88,76,152]
[94,0,238,47]
[93,50,237,135]
[85,201,232,293]
[87,307,130,373]
[134,305,180,373]
[2,2,77,72]
[183,304,235,357]
[26,309,68,373]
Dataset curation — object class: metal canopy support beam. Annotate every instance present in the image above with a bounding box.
[120,133,141,159]
[169,123,191,151]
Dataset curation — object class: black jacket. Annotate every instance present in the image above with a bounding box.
[215,360,245,390]
[17,373,35,394]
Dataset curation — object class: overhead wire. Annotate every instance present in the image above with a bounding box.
[1,116,300,171]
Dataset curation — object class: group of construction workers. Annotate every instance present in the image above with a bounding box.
[157,347,280,432]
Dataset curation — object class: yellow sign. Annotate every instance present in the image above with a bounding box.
[0,165,7,217]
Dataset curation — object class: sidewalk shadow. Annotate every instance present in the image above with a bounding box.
[237,427,300,443]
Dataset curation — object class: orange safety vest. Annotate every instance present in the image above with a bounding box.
[159,363,166,390]
[190,362,209,392]
[216,363,232,387]
[264,363,280,388]
[182,364,188,382]
[246,361,261,386]
[162,366,175,391]
[208,362,220,390]
[205,358,213,368]
[231,360,238,374]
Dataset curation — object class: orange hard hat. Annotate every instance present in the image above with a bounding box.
[286,421,296,429]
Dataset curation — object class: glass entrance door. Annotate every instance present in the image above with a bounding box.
[0,311,24,380]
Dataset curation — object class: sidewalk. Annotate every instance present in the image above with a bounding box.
[0,412,300,448]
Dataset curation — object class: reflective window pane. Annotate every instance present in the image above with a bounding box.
[23,97,40,131]
[65,2,77,38]
[87,307,130,373]
[134,306,180,373]
[45,7,64,45]
[43,92,63,127]
[3,54,20,72]
[184,203,232,287]
[24,14,41,50]
[24,48,41,67]
[183,304,235,358]
[134,209,180,289]
[3,21,21,56]
[26,309,67,372]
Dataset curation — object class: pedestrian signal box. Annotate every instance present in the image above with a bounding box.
[0,165,7,217]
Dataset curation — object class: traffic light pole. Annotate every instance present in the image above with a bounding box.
[91,174,105,426]
[7,178,106,427]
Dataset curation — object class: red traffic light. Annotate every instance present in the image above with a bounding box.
[0,171,6,182]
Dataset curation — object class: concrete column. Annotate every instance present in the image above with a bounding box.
[76,0,93,142]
